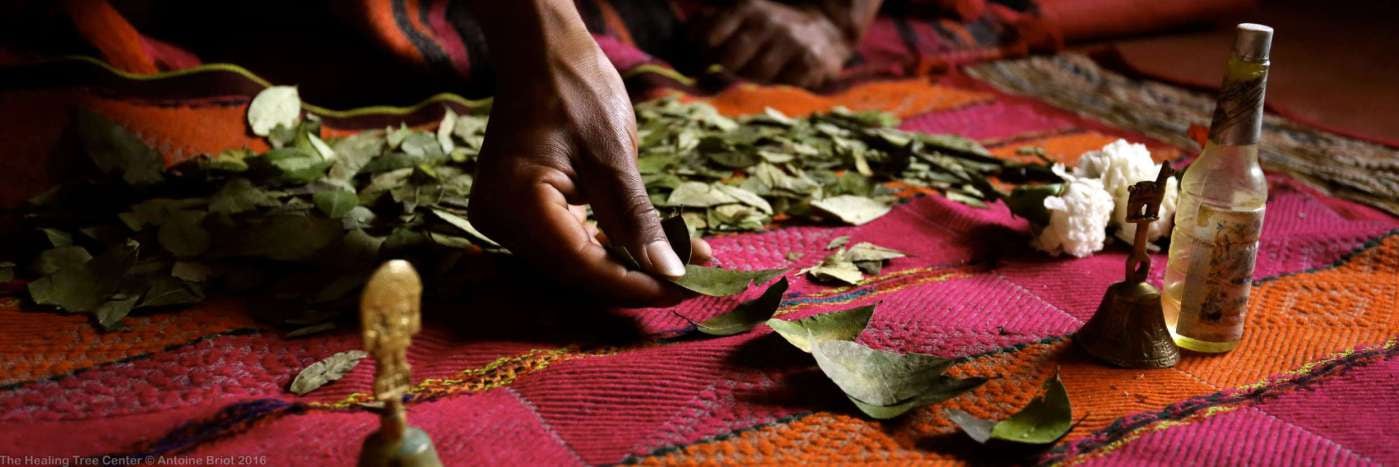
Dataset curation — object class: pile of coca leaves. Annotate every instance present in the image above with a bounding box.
[5,88,1017,332]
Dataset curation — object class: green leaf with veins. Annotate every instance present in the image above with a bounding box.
[697,277,788,335]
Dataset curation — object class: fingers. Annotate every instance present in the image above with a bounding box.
[716,15,774,74]
[739,38,795,84]
[577,145,687,280]
[774,53,822,89]
[691,237,713,264]
[471,167,686,306]
[702,5,749,50]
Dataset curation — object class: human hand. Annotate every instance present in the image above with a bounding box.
[696,0,855,89]
[467,34,712,306]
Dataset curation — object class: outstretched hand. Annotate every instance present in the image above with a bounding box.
[467,12,711,306]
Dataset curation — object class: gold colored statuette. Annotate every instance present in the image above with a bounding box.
[358,260,443,467]
[1076,165,1181,368]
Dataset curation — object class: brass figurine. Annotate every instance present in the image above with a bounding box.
[1076,165,1181,368]
[358,260,443,467]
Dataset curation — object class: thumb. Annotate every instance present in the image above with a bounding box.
[583,159,687,279]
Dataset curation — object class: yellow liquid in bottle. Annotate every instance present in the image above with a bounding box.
[1162,144,1267,353]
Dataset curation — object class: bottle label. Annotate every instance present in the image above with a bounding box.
[1175,204,1265,342]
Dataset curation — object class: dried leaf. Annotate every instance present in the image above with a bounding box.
[846,242,905,262]
[813,340,982,419]
[429,209,499,248]
[289,350,367,395]
[946,371,1071,444]
[767,304,875,352]
[662,214,693,265]
[667,182,739,208]
[668,265,785,297]
[811,195,891,226]
[803,250,864,285]
[247,86,301,136]
[697,277,788,335]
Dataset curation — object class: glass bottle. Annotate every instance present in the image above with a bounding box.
[1162,23,1272,353]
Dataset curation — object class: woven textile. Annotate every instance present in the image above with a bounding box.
[2,46,1398,467]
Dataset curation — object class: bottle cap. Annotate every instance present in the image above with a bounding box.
[1233,23,1273,62]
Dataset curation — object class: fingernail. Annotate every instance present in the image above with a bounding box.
[645,240,687,278]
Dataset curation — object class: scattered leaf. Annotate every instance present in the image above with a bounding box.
[946,371,1071,445]
[668,265,785,297]
[697,277,788,335]
[811,195,892,226]
[813,340,982,419]
[767,304,875,352]
[289,350,367,395]
[846,242,905,262]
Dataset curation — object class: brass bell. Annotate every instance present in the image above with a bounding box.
[1076,165,1180,368]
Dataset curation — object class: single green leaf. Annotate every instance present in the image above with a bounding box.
[812,340,977,419]
[766,304,875,352]
[313,190,359,218]
[851,377,986,419]
[94,293,141,330]
[668,265,785,297]
[74,109,164,186]
[662,214,692,265]
[33,246,92,276]
[289,350,368,395]
[947,372,1072,445]
[262,147,329,184]
[429,209,498,248]
[697,277,789,335]
[811,195,891,226]
[248,86,301,137]
[158,210,211,258]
